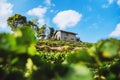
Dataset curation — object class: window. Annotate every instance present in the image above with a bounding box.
[66,33,68,36]
[71,38,74,41]
[64,37,67,40]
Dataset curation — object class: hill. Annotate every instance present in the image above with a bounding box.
[36,40,92,52]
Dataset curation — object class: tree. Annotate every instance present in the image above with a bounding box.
[7,14,39,32]
[37,24,55,39]
[27,19,39,33]
[7,14,27,31]
[49,27,54,39]
[37,24,46,37]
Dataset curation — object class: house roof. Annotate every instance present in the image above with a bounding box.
[40,33,46,36]
[55,30,77,35]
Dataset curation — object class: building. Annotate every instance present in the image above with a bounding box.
[53,30,77,41]
[38,33,46,39]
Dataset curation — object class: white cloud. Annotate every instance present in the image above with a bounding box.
[102,4,109,8]
[45,0,51,6]
[27,7,47,18]
[117,0,120,6]
[27,7,47,25]
[50,10,54,13]
[0,0,13,28]
[89,23,98,29]
[102,0,120,8]
[53,10,82,29]
[44,0,55,7]
[109,0,114,4]
[110,23,120,37]
[102,0,114,8]
[27,0,55,25]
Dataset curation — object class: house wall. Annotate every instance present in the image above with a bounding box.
[61,32,76,41]
[55,31,76,41]
[68,34,76,41]
[55,31,61,40]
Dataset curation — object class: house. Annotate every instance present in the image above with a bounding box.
[39,33,46,39]
[53,30,77,41]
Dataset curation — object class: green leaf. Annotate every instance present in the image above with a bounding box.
[15,45,27,54]
[28,44,37,56]
[10,57,19,65]
[99,40,119,58]
[67,49,92,63]
[0,33,16,51]
[58,64,93,80]
[15,26,36,46]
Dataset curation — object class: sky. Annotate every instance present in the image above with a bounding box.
[0,0,120,43]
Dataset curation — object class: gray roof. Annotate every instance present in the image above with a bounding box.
[55,30,77,35]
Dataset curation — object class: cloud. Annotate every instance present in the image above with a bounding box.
[117,0,120,6]
[102,0,114,8]
[45,0,51,6]
[27,7,47,18]
[102,0,120,8]
[102,4,109,8]
[53,10,82,29]
[109,23,120,37]
[44,0,55,7]
[27,6,47,25]
[0,0,13,28]
[109,0,114,4]
[89,23,98,29]
[27,0,56,25]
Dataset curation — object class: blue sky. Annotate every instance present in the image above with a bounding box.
[0,0,120,42]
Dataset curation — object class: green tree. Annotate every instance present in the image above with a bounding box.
[7,14,39,32]
[27,19,39,33]
[37,24,46,37]
[7,14,27,31]
[49,27,54,39]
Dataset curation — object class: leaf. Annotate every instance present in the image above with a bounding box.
[67,49,92,63]
[99,40,119,58]
[28,44,37,56]
[0,33,16,51]
[10,57,19,65]
[58,64,93,80]
[16,26,36,46]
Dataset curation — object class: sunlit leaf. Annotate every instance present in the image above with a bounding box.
[60,64,93,80]
[28,44,37,56]
[67,49,92,63]
[0,33,16,51]
[15,26,36,46]
[99,41,119,58]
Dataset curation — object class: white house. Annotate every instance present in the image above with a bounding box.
[53,30,77,41]
[38,33,46,39]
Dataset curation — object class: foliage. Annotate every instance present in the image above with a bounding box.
[0,26,37,80]
[37,40,90,47]
[27,19,39,33]
[49,27,54,39]
[7,14,27,31]
[37,24,46,37]
[37,24,55,39]
[7,14,38,32]
[0,26,120,80]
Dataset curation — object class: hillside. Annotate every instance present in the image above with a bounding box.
[36,40,92,52]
